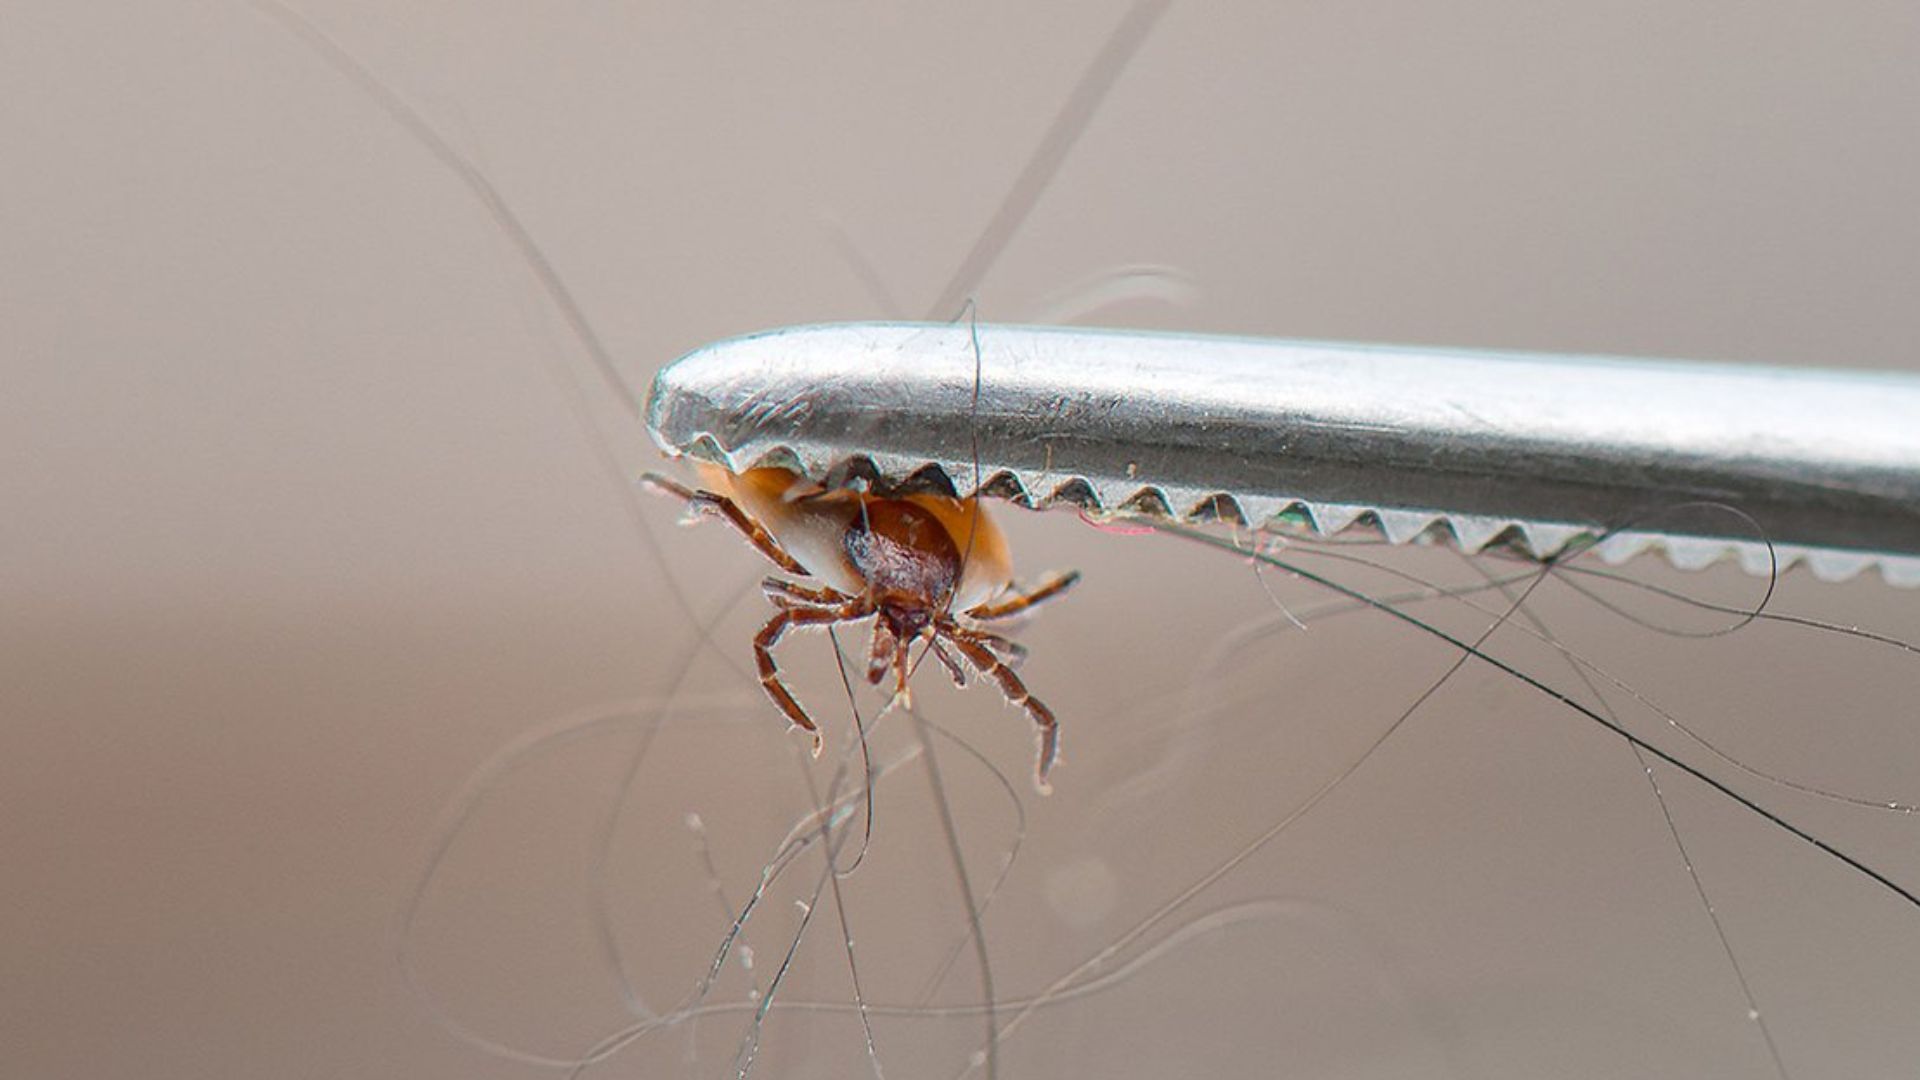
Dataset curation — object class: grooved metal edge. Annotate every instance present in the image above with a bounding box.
[663,436,1920,588]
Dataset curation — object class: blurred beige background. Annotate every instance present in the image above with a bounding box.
[5,4,1919,1078]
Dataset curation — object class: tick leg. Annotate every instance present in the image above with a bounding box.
[962,627,1029,668]
[927,637,970,687]
[637,471,704,504]
[640,472,810,576]
[966,570,1082,621]
[753,605,858,757]
[945,627,1060,793]
[762,577,848,609]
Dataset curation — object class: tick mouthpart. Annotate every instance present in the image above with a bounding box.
[880,604,932,643]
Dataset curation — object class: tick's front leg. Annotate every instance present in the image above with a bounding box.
[751,605,854,757]
[641,472,810,576]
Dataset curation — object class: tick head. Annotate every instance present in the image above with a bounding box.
[878,601,933,647]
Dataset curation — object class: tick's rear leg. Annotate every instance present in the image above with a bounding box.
[753,604,858,757]
[927,637,970,688]
[640,472,810,576]
[945,626,1060,793]
[963,627,1029,668]
[966,570,1082,621]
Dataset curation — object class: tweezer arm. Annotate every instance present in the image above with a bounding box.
[647,322,1920,585]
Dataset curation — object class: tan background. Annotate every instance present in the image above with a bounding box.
[6,4,1920,1078]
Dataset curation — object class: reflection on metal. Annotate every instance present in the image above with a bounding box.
[648,322,1920,586]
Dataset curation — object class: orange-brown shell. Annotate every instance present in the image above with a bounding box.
[694,463,1013,612]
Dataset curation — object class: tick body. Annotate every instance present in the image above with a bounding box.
[648,464,1078,790]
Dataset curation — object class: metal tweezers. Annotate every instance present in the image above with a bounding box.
[646,322,1920,587]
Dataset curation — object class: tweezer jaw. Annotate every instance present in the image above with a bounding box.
[646,322,1920,587]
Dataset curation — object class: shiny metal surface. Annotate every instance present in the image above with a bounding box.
[648,322,1920,585]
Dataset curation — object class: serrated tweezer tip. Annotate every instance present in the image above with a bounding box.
[647,322,1920,586]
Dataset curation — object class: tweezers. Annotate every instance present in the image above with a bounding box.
[646,322,1920,587]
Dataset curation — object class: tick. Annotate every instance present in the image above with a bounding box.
[646,464,1078,790]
